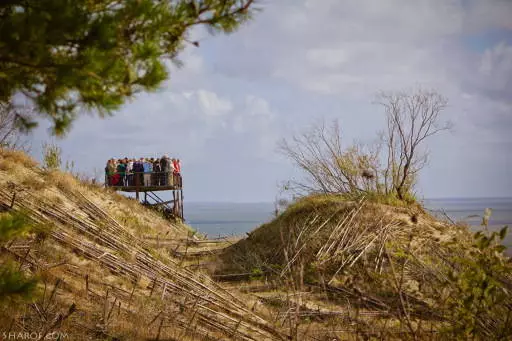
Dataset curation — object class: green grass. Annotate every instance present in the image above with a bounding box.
[336,190,419,207]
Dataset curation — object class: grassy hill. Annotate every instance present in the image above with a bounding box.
[216,194,454,273]
[1,148,511,340]
[0,149,285,341]
[214,194,512,340]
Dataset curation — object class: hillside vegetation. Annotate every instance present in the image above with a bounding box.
[0,149,285,341]
[215,194,512,340]
[217,194,442,275]
[1,148,511,340]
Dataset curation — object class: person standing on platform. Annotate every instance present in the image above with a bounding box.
[131,158,137,186]
[172,158,180,187]
[160,155,168,186]
[171,158,176,186]
[111,159,118,185]
[143,158,152,186]
[133,158,144,186]
[126,158,134,186]
[152,158,161,186]
[176,159,182,187]
[106,159,116,186]
[160,155,172,186]
[116,159,126,186]
[167,157,175,186]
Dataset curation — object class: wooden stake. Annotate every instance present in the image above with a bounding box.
[155,317,164,341]
[161,283,167,300]
[149,277,157,297]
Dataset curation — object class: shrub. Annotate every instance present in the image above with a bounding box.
[442,226,512,340]
[0,211,32,241]
[0,212,39,304]
[42,142,62,170]
[0,262,38,304]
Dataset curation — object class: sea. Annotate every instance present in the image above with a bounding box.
[185,198,512,250]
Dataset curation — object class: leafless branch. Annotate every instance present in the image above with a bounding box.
[278,120,381,196]
[377,89,450,200]
[0,101,34,151]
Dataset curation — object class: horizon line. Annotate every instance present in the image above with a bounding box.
[186,196,512,204]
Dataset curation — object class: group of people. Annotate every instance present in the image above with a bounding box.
[105,155,182,188]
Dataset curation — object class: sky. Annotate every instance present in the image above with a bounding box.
[27,0,512,202]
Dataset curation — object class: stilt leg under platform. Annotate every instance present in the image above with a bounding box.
[172,190,176,216]
[180,189,184,220]
[138,189,184,221]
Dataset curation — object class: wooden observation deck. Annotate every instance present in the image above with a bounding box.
[105,171,184,220]
[115,185,179,193]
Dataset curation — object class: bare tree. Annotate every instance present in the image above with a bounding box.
[279,89,451,203]
[278,120,381,196]
[0,102,34,150]
[377,89,451,200]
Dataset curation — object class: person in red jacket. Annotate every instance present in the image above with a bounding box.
[173,158,182,187]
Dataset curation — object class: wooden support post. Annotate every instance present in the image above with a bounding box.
[136,190,139,201]
[180,189,184,220]
[177,191,180,219]
[172,190,177,216]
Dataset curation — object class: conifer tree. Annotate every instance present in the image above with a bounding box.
[0,0,256,134]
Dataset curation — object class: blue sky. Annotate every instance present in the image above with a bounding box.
[28,0,512,202]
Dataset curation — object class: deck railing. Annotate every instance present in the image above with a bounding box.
[105,171,182,189]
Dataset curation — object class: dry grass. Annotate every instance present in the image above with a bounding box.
[21,175,47,191]
[215,194,429,276]
[0,151,286,341]
[214,194,506,340]
[44,170,79,192]
[0,157,16,171]
[0,148,38,169]
[2,150,509,340]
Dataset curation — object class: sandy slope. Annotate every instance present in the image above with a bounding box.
[0,149,285,341]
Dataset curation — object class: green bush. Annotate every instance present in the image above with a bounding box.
[0,211,32,241]
[0,261,38,303]
[42,142,62,170]
[0,212,39,304]
[442,226,512,340]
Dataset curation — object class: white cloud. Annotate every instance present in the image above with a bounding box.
[182,91,194,100]
[207,0,512,197]
[479,42,512,88]
[306,48,349,69]
[245,95,273,118]
[28,0,512,200]
[196,90,233,116]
